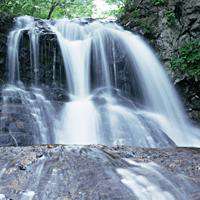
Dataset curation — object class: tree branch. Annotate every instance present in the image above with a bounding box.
[47,0,60,19]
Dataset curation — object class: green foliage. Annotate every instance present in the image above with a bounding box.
[131,8,140,18]
[170,40,200,79]
[165,10,176,26]
[107,0,153,35]
[135,18,153,35]
[105,0,137,17]
[129,6,153,35]
[0,0,93,19]
[150,0,166,6]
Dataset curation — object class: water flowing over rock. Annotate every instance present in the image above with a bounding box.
[119,0,200,123]
[0,145,199,199]
[0,16,199,147]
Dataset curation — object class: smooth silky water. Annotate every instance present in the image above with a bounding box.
[117,158,196,200]
[4,16,200,147]
[50,18,200,147]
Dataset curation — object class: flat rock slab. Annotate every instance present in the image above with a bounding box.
[0,145,200,200]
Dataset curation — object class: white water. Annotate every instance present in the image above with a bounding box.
[29,29,40,85]
[50,19,199,147]
[0,165,6,180]
[56,98,100,144]
[117,159,189,200]
[116,32,198,145]
[0,194,6,200]
[2,85,55,144]
[5,16,200,147]
[7,16,34,84]
[21,191,35,200]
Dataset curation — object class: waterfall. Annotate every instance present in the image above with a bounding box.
[29,29,40,86]
[7,16,35,84]
[3,16,200,147]
[50,19,199,147]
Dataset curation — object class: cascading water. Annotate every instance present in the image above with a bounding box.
[117,158,196,200]
[51,19,200,147]
[3,16,56,145]
[1,85,55,145]
[7,16,34,84]
[3,16,200,147]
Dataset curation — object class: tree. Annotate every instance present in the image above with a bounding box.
[0,0,94,19]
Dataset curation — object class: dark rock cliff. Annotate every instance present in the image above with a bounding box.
[119,0,200,123]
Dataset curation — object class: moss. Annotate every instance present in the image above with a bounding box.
[131,9,140,18]
[150,0,167,6]
[138,19,153,35]
[165,10,176,26]
[170,39,200,80]
[127,6,153,36]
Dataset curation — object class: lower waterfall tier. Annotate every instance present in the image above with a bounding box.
[0,85,178,147]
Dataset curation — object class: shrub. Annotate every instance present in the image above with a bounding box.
[170,40,200,80]
[151,0,166,6]
[165,10,176,26]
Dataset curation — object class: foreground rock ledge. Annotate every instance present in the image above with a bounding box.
[0,145,200,199]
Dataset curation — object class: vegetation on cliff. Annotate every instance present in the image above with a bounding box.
[116,0,200,81]
[171,39,200,80]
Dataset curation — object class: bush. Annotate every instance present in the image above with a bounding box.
[0,0,93,19]
[151,0,166,6]
[165,10,176,26]
[170,40,200,80]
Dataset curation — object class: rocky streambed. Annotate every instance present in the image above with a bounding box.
[0,145,200,200]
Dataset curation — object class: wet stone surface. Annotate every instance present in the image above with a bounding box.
[0,145,199,200]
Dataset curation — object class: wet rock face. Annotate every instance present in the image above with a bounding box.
[175,78,200,125]
[0,86,66,147]
[0,145,199,199]
[17,31,66,88]
[119,0,200,123]
[0,13,67,89]
[0,13,69,146]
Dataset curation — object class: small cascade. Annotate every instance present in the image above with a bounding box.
[7,16,34,84]
[2,16,200,147]
[3,16,58,145]
[116,32,197,145]
[29,28,40,85]
[117,159,193,200]
[1,85,55,145]
[52,20,100,144]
